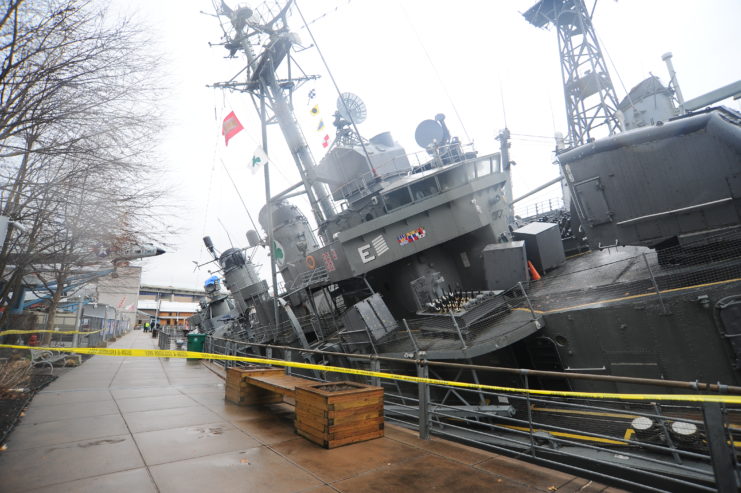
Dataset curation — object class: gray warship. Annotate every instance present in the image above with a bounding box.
[192,0,741,391]
[187,1,741,485]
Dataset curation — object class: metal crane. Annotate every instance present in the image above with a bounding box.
[524,0,621,148]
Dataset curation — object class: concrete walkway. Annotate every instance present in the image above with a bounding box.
[0,330,625,492]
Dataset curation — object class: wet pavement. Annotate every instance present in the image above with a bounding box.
[0,330,625,492]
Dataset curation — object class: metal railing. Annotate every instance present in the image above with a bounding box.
[515,193,564,220]
[9,315,131,348]
[201,335,741,492]
[157,327,188,350]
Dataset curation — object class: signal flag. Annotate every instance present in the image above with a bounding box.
[222,111,244,146]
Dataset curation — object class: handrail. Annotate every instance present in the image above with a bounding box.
[206,334,741,394]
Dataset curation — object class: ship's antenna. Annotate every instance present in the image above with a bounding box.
[498,77,508,129]
[200,99,222,257]
[217,218,235,248]
[294,1,377,176]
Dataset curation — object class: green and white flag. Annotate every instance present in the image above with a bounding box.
[273,240,285,267]
[251,146,270,175]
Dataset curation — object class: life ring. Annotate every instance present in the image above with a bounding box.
[305,255,316,270]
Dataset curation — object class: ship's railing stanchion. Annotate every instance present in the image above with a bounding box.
[518,281,537,320]
[449,312,467,350]
[370,358,380,387]
[643,252,669,315]
[402,318,419,353]
[522,369,537,458]
[702,401,740,493]
[653,403,683,465]
[417,354,430,440]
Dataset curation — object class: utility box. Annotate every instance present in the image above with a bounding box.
[482,241,528,291]
[512,222,565,273]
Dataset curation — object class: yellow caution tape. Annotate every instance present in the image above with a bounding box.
[0,329,102,336]
[1,343,740,404]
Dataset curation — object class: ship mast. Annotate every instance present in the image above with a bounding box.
[524,0,621,147]
[215,0,335,228]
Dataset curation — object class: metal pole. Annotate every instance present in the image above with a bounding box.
[468,361,486,406]
[154,293,160,332]
[449,312,467,349]
[518,282,537,320]
[370,359,381,387]
[523,371,537,458]
[653,403,682,465]
[662,52,686,115]
[261,86,280,330]
[402,319,419,353]
[703,402,740,492]
[72,296,84,348]
[643,253,668,315]
[417,358,430,440]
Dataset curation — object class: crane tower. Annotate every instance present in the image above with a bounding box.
[524,0,621,147]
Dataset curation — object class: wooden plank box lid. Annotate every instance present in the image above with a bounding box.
[226,366,284,381]
[295,381,383,405]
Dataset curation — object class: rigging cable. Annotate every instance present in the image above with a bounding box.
[297,0,352,31]
[219,158,260,235]
[591,9,637,119]
[399,3,471,143]
[293,0,377,176]
[200,89,222,256]
[217,217,235,248]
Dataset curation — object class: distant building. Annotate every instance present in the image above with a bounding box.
[94,265,142,330]
[137,284,203,328]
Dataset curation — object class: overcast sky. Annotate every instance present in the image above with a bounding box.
[112,0,741,291]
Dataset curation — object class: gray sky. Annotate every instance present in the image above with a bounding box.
[114,0,741,291]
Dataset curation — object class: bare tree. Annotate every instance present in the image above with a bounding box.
[0,0,170,329]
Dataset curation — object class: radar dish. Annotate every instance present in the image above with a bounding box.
[336,93,367,124]
[415,119,444,148]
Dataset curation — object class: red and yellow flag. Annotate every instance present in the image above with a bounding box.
[222,111,244,146]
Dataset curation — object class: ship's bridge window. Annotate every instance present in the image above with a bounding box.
[437,166,467,191]
[410,177,439,201]
[475,158,493,177]
[464,162,476,182]
[383,187,413,212]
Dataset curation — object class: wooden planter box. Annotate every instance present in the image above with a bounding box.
[225,367,284,406]
[294,381,384,449]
